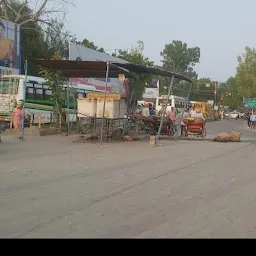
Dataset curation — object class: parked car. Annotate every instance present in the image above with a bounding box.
[230,112,239,119]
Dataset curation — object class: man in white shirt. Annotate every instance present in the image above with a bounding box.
[191,108,205,121]
[142,103,150,117]
[190,107,196,116]
[250,111,256,129]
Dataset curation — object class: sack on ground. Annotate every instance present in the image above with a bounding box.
[229,131,241,142]
[214,132,230,142]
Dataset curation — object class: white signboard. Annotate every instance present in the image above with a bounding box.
[142,88,159,99]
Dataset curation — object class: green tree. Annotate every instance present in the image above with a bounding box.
[40,53,68,128]
[114,40,154,101]
[0,1,74,76]
[44,18,75,59]
[76,38,105,53]
[236,46,256,98]
[159,40,200,97]
[224,76,242,109]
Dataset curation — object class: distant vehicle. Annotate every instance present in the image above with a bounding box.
[155,95,186,114]
[230,112,239,119]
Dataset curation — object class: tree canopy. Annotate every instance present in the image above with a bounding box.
[0,2,252,108]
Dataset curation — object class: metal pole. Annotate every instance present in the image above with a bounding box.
[155,75,175,146]
[214,82,217,105]
[186,83,193,108]
[100,61,110,144]
[66,82,70,134]
[20,60,28,140]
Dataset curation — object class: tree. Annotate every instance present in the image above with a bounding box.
[159,40,200,97]
[236,46,256,98]
[76,38,105,53]
[114,40,154,101]
[0,0,70,26]
[44,18,75,59]
[40,53,68,128]
[224,76,242,109]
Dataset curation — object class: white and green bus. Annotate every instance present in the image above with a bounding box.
[0,75,105,125]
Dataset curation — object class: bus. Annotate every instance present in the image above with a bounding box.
[155,95,187,115]
[190,101,207,115]
[0,75,105,125]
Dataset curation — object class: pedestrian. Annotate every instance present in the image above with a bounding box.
[167,106,176,123]
[220,109,224,121]
[191,108,205,121]
[246,111,251,128]
[12,103,24,129]
[180,108,190,137]
[142,103,150,117]
[250,111,256,130]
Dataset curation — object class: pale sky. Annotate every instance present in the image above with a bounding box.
[65,0,256,82]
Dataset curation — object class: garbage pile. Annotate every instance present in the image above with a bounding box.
[214,131,241,142]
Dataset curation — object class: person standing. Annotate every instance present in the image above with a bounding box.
[191,108,205,121]
[167,106,176,123]
[142,103,150,117]
[12,104,24,129]
[220,109,224,121]
[180,108,190,137]
[250,111,256,129]
[246,111,251,128]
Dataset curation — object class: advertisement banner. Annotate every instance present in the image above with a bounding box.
[68,42,128,97]
[244,98,256,109]
[142,88,159,99]
[0,19,21,75]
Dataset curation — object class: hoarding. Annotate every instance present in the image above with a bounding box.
[244,98,256,109]
[68,42,128,97]
[142,78,159,99]
[142,88,159,98]
[0,19,21,75]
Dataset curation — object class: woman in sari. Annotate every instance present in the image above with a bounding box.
[12,104,24,129]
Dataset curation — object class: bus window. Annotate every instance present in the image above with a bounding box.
[35,88,43,100]
[44,89,52,100]
[26,87,34,100]
[158,99,172,106]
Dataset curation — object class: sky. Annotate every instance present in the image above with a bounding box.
[64,0,256,82]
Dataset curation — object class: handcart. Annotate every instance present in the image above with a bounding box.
[183,117,206,139]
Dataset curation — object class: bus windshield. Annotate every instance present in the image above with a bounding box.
[0,78,19,94]
[157,99,172,106]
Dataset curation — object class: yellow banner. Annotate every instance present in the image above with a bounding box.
[87,92,121,100]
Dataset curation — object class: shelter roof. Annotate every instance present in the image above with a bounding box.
[32,60,193,83]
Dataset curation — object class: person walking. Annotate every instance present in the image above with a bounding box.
[12,103,24,129]
[250,111,256,130]
[246,111,251,128]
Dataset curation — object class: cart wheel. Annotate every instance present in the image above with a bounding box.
[185,128,188,137]
[202,127,206,138]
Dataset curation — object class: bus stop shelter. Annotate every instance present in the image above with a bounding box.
[32,59,194,145]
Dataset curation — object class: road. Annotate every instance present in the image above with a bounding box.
[1,119,256,238]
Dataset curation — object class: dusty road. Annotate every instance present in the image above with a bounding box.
[1,119,256,238]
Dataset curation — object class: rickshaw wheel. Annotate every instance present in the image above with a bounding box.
[202,127,206,138]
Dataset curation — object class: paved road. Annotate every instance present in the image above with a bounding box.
[1,119,256,238]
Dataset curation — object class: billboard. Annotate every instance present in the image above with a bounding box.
[142,78,159,99]
[68,42,128,97]
[0,19,21,75]
[244,98,256,109]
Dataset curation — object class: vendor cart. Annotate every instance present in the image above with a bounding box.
[183,117,206,139]
[132,114,177,137]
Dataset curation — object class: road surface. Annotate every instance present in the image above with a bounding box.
[1,119,256,238]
